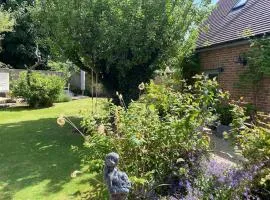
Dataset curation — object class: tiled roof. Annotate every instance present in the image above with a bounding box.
[197,0,270,49]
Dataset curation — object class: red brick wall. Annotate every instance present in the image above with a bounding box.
[199,44,270,112]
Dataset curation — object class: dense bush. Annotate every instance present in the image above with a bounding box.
[229,104,270,199]
[0,6,14,52]
[12,72,65,107]
[0,6,14,35]
[80,75,226,198]
[164,102,270,199]
[55,91,72,103]
[216,103,234,126]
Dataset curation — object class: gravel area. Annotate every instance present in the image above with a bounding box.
[210,134,246,165]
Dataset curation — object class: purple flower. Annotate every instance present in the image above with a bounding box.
[185,180,192,193]
[203,159,231,180]
[224,162,264,189]
[178,180,184,188]
[183,187,203,200]
[243,187,250,198]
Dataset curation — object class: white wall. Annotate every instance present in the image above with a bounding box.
[0,72,9,92]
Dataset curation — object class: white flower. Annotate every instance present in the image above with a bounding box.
[57,116,65,127]
[138,82,145,91]
[165,66,172,74]
[71,170,82,178]
[97,124,105,135]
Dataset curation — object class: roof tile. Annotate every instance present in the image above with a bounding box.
[197,0,270,49]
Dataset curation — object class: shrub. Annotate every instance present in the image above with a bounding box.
[55,91,72,103]
[236,126,270,198]
[230,104,270,199]
[244,103,257,119]
[80,75,226,198]
[184,161,265,199]
[12,72,65,107]
[216,103,234,126]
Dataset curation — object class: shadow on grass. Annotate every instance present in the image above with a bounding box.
[0,105,55,112]
[73,173,109,200]
[0,117,88,200]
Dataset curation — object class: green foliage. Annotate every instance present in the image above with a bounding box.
[239,126,270,197]
[0,6,14,34]
[80,75,226,197]
[230,104,270,198]
[181,54,201,84]
[48,60,79,79]
[0,6,14,51]
[244,103,257,118]
[32,0,212,102]
[12,72,65,107]
[0,1,49,69]
[238,37,270,88]
[55,91,72,103]
[216,103,234,126]
[238,126,270,163]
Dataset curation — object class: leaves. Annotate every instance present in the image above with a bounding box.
[0,6,14,34]
[11,72,65,107]
[80,75,227,197]
[238,37,270,88]
[32,0,212,101]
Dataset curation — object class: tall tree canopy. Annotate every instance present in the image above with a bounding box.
[0,0,48,69]
[0,6,14,48]
[34,0,211,101]
[0,7,14,34]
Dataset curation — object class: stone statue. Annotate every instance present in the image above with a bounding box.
[104,152,131,200]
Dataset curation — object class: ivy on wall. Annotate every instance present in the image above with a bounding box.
[237,37,270,107]
[238,37,270,87]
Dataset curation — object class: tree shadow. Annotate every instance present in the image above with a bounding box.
[0,105,56,112]
[73,173,109,200]
[0,117,88,199]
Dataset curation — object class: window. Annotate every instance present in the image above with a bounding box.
[204,68,224,80]
[232,0,247,10]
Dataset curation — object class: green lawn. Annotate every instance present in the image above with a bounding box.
[0,98,105,200]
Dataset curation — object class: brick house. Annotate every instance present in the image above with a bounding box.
[197,0,270,112]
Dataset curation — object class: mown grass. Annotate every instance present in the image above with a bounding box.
[0,98,106,200]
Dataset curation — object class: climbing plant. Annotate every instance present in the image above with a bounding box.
[237,37,270,107]
[238,37,270,86]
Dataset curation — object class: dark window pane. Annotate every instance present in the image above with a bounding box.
[233,0,247,10]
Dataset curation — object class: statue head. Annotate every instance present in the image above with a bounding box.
[105,152,119,168]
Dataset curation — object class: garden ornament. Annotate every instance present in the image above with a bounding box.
[104,152,131,200]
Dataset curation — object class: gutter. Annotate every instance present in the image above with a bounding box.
[196,32,270,53]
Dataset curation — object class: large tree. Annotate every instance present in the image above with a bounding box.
[0,0,49,69]
[33,0,211,101]
[0,6,14,47]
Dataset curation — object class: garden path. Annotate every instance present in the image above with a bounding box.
[209,135,246,168]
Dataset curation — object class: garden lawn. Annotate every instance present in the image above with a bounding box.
[0,98,105,200]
